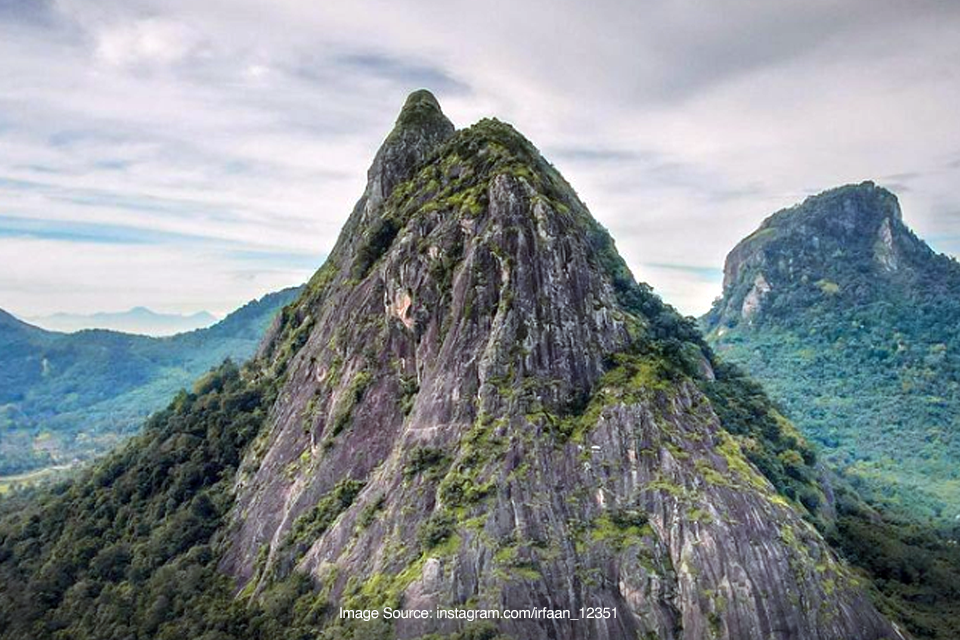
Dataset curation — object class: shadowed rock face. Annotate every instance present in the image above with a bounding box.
[222,93,902,640]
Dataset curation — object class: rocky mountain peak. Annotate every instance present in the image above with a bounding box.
[790,182,904,246]
[220,94,903,639]
[732,182,904,271]
[811,180,901,222]
[283,92,458,322]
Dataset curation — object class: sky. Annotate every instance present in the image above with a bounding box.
[1,0,959,320]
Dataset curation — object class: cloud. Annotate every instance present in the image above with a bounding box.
[335,53,470,95]
[0,213,239,246]
[0,0,959,318]
[94,18,201,68]
[0,237,311,317]
[0,0,58,26]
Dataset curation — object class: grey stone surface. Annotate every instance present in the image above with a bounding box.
[221,95,903,640]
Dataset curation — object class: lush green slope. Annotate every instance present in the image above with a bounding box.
[0,287,301,477]
[0,362,276,639]
[704,182,960,523]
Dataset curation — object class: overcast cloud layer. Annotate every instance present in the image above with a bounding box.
[1,0,959,319]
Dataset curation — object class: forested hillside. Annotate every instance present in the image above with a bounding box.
[0,287,300,476]
[705,183,960,523]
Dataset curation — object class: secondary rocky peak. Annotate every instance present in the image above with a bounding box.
[799,181,901,228]
[707,182,938,330]
[751,182,902,250]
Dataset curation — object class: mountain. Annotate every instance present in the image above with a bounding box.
[0,92,915,640]
[703,182,960,523]
[27,307,219,336]
[0,287,301,477]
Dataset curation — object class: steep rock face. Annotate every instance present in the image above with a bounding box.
[223,95,901,639]
[224,112,633,587]
[333,88,457,259]
[740,273,771,321]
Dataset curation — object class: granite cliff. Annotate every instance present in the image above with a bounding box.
[222,94,901,639]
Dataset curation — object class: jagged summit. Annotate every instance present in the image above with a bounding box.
[263,103,643,369]
[225,96,901,639]
[359,90,456,220]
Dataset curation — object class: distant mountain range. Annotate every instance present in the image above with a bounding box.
[704,182,960,523]
[26,307,219,336]
[0,286,301,476]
